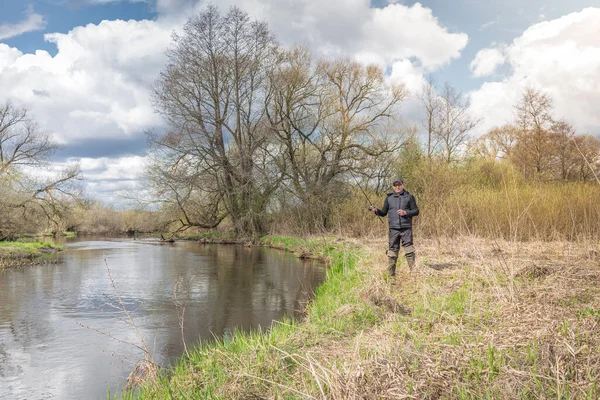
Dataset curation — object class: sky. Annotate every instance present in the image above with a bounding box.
[1,0,600,204]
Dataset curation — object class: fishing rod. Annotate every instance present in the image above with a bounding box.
[349,170,384,224]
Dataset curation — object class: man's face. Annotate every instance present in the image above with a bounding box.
[392,183,403,193]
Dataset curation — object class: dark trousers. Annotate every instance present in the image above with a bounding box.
[388,228,415,257]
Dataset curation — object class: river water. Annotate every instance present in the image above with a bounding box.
[0,238,326,400]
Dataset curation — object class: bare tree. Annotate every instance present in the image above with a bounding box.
[515,87,554,133]
[436,83,481,163]
[0,101,56,175]
[265,47,326,202]
[416,75,442,158]
[144,145,226,233]
[268,53,407,196]
[470,125,518,160]
[152,6,281,236]
[265,52,408,229]
[550,119,577,180]
[0,101,81,239]
[512,87,557,178]
[319,59,408,183]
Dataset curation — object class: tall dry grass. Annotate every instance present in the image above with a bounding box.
[417,182,600,241]
[271,160,600,242]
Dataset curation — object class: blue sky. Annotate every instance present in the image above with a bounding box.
[1,0,599,202]
[1,1,155,54]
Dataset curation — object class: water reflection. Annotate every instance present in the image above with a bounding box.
[0,238,325,400]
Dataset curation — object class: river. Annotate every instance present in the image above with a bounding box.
[0,238,325,399]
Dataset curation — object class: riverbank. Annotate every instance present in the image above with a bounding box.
[0,241,63,269]
[123,235,600,399]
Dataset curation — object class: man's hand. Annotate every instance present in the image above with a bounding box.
[397,209,407,216]
[368,205,377,213]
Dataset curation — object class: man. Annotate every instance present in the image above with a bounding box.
[368,178,419,276]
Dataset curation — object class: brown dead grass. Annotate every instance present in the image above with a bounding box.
[261,236,600,399]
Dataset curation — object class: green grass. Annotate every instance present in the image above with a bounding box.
[0,241,58,255]
[577,307,600,322]
[0,241,62,269]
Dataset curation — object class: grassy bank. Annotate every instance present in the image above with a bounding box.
[0,241,63,269]
[122,235,600,399]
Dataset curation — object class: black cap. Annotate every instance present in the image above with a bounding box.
[392,178,404,185]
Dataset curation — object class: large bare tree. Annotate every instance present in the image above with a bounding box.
[265,47,326,202]
[152,6,281,236]
[265,51,407,228]
[319,59,408,186]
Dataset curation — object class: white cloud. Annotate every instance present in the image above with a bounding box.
[182,0,468,71]
[0,6,46,40]
[54,155,148,202]
[78,155,147,182]
[361,3,467,70]
[0,44,22,69]
[390,59,426,94]
[470,47,505,77]
[0,19,172,145]
[470,7,600,136]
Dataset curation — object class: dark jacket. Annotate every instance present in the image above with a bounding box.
[375,190,419,229]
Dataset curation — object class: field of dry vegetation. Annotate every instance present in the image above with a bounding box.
[348,236,600,398]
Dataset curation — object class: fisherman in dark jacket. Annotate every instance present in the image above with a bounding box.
[368,178,419,276]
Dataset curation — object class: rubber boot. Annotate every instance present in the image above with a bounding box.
[405,252,416,271]
[387,256,398,277]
